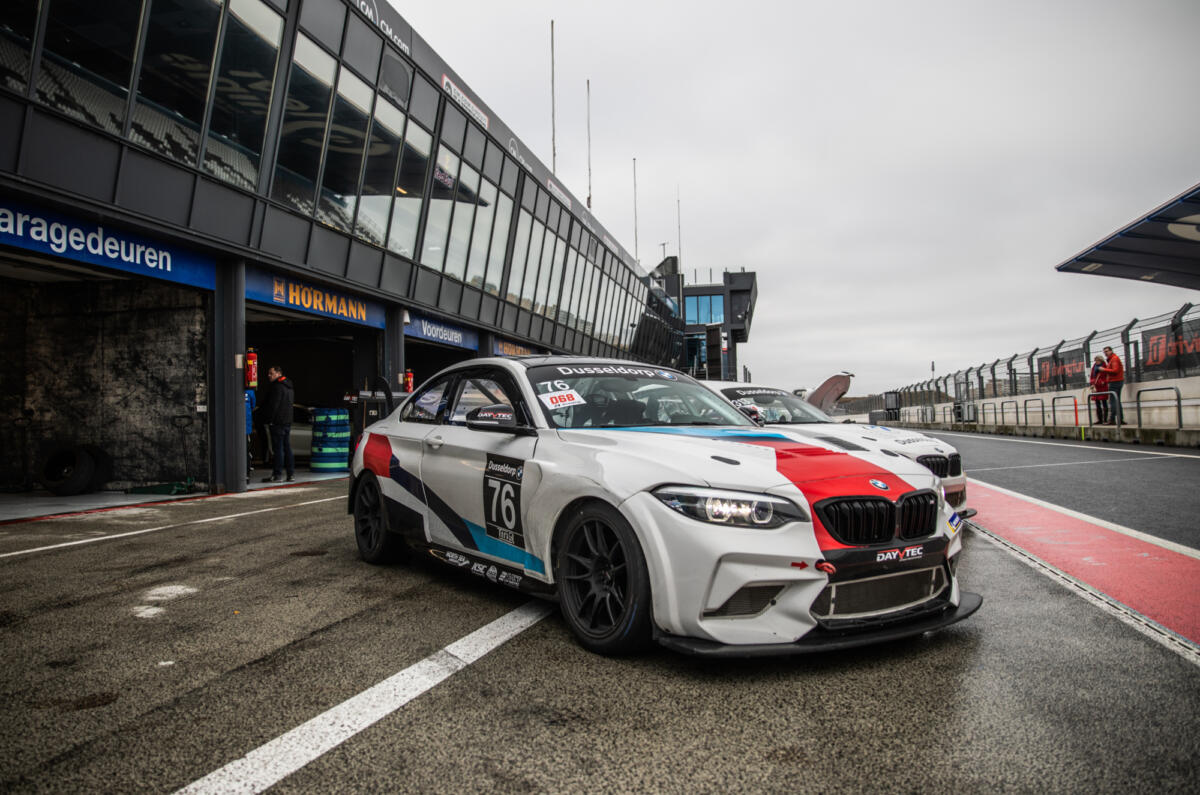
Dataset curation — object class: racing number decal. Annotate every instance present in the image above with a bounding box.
[484,454,525,549]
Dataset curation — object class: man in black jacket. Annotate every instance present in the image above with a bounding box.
[259,366,295,482]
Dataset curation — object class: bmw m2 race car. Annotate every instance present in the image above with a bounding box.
[349,357,981,657]
[706,381,968,509]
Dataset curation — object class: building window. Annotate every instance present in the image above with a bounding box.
[463,178,497,289]
[202,0,283,190]
[0,0,39,93]
[482,189,512,296]
[317,68,373,231]
[37,0,143,135]
[442,162,479,280]
[354,97,406,246]
[419,144,459,270]
[270,34,336,214]
[129,0,223,163]
[684,295,697,325]
[387,121,430,259]
[711,294,724,324]
[505,209,532,304]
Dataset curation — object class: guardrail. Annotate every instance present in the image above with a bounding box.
[1135,386,1182,430]
[1050,396,1078,427]
[1000,400,1018,425]
[1023,397,1045,427]
[980,402,997,424]
[1086,390,1117,426]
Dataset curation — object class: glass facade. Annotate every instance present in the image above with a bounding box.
[685,294,724,325]
[0,0,679,364]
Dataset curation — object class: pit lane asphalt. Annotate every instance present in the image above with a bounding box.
[0,477,1196,792]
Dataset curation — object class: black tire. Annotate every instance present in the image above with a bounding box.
[556,502,653,655]
[353,474,404,564]
[40,446,96,497]
[81,444,113,491]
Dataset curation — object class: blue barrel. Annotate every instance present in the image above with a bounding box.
[310,408,351,472]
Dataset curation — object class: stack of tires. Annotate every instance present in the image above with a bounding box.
[38,444,113,496]
[310,408,351,473]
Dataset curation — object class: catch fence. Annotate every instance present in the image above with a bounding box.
[840,302,1199,417]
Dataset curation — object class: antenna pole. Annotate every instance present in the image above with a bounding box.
[676,185,682,266]
[550,20,557,174]
[586,79,592,209]
[633,158,639,264]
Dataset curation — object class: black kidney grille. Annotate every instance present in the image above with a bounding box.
[816,498,894,545]
[897,491,939,539]
[916,455,949,477]
[948,454,962,476]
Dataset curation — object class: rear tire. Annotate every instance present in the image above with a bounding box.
[353,474,404,564]
[556,502,653,655]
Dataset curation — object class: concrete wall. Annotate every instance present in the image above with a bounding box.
[0,279,210,490]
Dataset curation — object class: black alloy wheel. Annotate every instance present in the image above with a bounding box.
[557,503,652,654]
[354,474,402,564]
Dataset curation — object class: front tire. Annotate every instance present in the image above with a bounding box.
[556,502,652,655]
[354,474,403,564]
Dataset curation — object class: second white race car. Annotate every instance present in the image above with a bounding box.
[706,381,968,509]
[349,357,981,657]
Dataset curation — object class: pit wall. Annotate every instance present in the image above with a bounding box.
[884,375,1200,448]
[0,279,210,490]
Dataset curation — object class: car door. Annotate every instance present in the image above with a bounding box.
[369,373,453,541]
[417,366,544,575]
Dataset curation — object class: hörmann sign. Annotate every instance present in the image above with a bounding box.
[245,266,385,328]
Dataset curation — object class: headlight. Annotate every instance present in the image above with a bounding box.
[653,486,809,528]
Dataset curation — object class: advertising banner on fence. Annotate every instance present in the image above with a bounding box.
[1037,348,1088,389]
[1141,319,1200,375]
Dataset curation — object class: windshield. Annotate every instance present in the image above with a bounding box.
[527,364,754,429]
[719,386,832,425]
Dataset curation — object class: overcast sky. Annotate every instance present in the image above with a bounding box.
[391,0,1200,393]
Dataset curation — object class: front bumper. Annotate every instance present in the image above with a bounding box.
[621,490,971,649]
[655,591,982,657]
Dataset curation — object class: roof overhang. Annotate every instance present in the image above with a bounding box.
[1056,183,1200,290]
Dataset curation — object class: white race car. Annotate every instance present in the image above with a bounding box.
[706,382,968,510]
[349,357,981,656]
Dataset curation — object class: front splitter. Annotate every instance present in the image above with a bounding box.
[655,591,983,658]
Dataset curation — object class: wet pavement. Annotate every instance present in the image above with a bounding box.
[0,437,1196,792]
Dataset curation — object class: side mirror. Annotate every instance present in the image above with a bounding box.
[737,405,764,425]
[465,404,534,435]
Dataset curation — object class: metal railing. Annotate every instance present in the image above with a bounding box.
[1135,386,1183,430]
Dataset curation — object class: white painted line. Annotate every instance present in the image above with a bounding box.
[932,430,1200,459]
[0,497,344,560]
[968,455,1174,472]
[967,524,1200,668]
[176,601,554,795]
[968,478,1200,560]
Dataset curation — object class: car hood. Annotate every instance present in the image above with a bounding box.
[553,426,937,499]
[770,422,956,457]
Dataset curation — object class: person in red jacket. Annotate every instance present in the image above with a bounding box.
[1099,346,1125,425]
[1088,355,1110,425]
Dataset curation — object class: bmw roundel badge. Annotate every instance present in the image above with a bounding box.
[869,479,889,491]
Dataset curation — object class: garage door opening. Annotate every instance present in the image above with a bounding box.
[246,303,381,467]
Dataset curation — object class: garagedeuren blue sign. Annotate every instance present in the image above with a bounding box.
[0,198,216,289]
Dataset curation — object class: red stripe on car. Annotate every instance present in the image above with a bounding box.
[735,438,917,551]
